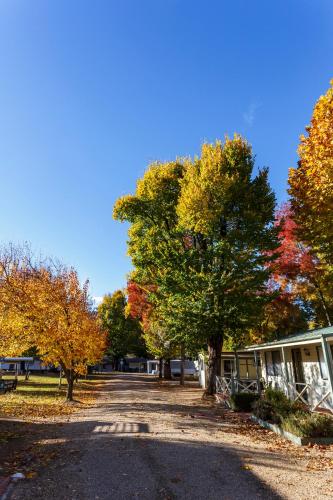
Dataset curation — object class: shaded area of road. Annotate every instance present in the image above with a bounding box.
[9,374,288,499]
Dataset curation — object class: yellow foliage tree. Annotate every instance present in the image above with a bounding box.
[0,245,106,400]
[289,80,333,267]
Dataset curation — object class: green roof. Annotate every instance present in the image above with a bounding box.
[246,326,333,350]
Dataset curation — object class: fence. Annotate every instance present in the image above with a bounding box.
[216,375,259,396]
[287,382,333,414]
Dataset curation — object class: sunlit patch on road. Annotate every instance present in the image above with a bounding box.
[92,422,150,434]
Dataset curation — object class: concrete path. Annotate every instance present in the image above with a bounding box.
[9,374,332,499]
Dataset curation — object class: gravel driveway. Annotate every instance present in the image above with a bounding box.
[10,374,333,500]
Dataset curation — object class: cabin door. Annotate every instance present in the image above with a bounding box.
[291,348,307,400]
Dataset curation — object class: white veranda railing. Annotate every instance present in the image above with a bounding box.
[216,376,259,395]
[216,377,333,414]
[287,382,333,414]
[215,376,260,407]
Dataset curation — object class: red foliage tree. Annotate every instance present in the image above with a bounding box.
[271,203,331,326]
[126,282,153,330]
[272,203,317,279]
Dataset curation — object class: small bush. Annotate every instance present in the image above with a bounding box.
[253,388,309,425]
[264,387,293,419]
[253,398,281,423]
[265,387,291,408]
[254,388,333,438]
[265,387,289,405]
[282,412,333,438]
[230,392,259,412]
[291,400,310,414]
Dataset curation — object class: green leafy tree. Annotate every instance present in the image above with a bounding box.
[175,137,278,393]
[126,282,175,379]
[114,160,188,367]
[98,290,146,369]
[114,136,278,394]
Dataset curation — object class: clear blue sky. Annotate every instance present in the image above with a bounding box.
[0,0,332,300]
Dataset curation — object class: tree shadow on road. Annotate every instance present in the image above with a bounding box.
[6,418,286,500]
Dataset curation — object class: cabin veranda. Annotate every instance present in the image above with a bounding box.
[208,327,333,414]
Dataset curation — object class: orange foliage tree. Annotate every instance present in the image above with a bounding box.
[0,245,106,400]
[289,80,333,267]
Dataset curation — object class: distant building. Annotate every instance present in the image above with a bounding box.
[122,357,147,372]
[147,359,198,379]
[0,357,59,374]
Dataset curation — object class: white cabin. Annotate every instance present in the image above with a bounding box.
[199,351,260,391]
[246,326,333,413]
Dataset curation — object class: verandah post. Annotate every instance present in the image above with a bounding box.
[281,346,289,397]
[321,334,333,407]
[234,351,239,393]
[254,350,261,395]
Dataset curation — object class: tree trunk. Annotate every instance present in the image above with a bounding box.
[62,368,75,401]
[25,362,30,381]
[66,374,74,401]
[205,334,223,395]
[180,345,185,386]
[58,368,63,390]
[164,358,172,380]
[159,358,163,379]
[313,280,332,326]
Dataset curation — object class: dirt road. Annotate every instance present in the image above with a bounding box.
[10,374,333,499]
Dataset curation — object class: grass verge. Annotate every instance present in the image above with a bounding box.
[0,374,103,420]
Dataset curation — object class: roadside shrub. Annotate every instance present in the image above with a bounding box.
[290,400,310,414]
[252,398,281,424]
[265,387,290,407]
[264,387,292,419]
[230,392,259,412]
[253,388,333,438]
[281,412,333,438]
[253,388,308,425]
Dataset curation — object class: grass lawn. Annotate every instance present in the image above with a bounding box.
[0,373,103,420]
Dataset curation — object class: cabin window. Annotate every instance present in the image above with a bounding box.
[239,359,248,378]
[316,346,328,380]
[271,350,282,376]
[239,358,257,378]
[224,360,233,376]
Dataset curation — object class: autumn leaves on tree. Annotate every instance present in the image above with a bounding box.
[1,80,331,399]
[249,81,333,342]
[289,80,333,270]
[0,245,106,400]
[114,79,333,394]
[114,136,279,394]
[288,79,333,327]
[97,289,147,370]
